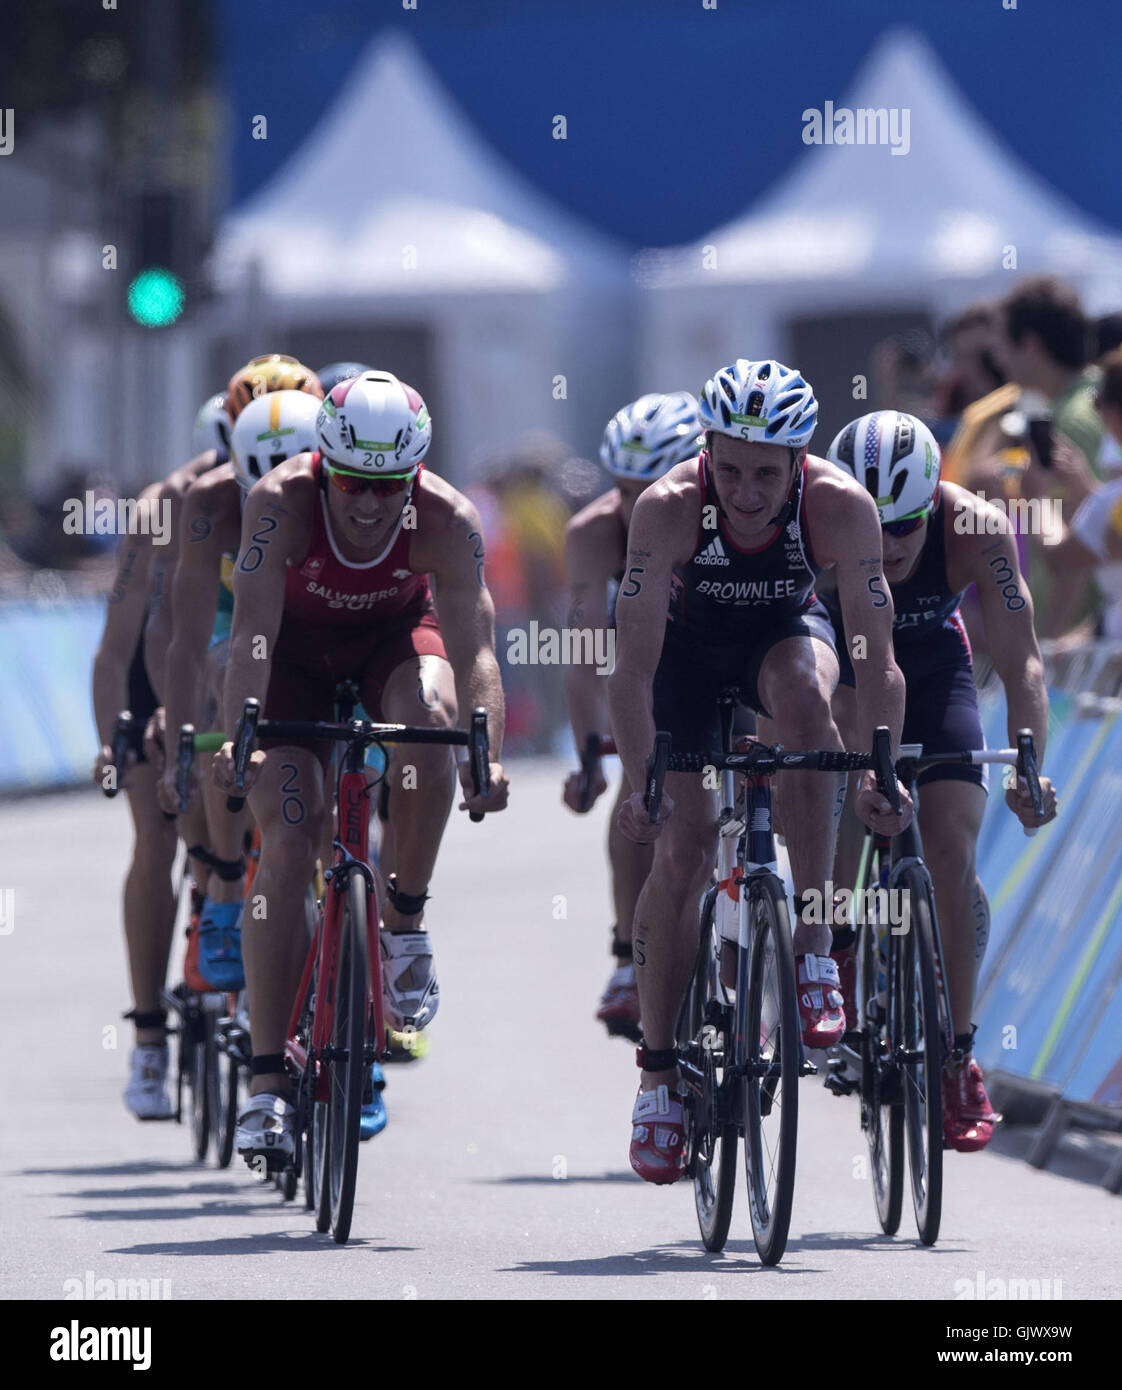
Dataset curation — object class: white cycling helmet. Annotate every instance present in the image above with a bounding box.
[826,411,942,525]
[230,389,322,492]
[600,392,703,480]
[316,370,431,475]
[193,393,230,458]
[699,358,818,449]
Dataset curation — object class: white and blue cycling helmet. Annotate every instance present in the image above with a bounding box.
[599,392,703,480]
[699,358,818,449]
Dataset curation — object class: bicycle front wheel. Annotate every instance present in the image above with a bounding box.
[897,866,944,1246]
[741,874,799,1267]
[326,873,369,1244]
[680,886,737,1252]
[858,904,902,1235]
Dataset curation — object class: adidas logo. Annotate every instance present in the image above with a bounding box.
[693,537,730,566]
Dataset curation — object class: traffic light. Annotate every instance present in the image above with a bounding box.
[127,268,185,327]
[126,189,192,327]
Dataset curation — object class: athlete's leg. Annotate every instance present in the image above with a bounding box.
[376,654,457,929]
[756,634,843,958]
[609,772,652,945]
[633,770,718,1091]
[915,777,986,1036]
[123,760,180,1043]
[244,747,326,1098]
[827,681,865,893]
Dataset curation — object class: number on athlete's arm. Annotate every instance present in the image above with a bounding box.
[620,565,644,599]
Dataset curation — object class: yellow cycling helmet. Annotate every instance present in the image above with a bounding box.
[225,354,323,423]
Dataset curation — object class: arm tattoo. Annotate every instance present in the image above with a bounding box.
[987,552,1026,612]
[620,565,644,599]
[238,514,279,574]
[466,529,485,586]
[108,546,138,604]
[188,515,214,543]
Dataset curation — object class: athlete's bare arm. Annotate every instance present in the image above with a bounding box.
[160,466,243,810]
[91,485,158,784]
[804,460,910,829]
[214,459,316,792]
[948,486,1056,826]
[144,450,221,700]
[412,480,508,811]
[564,497,625,800]
[607,465,697,828]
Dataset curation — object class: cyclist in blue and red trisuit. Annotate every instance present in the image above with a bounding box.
[608,358,914,1185]
[821,410,1058,1152]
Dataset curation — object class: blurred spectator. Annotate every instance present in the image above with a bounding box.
[1043,348,1122,644]
[473,434,575,753]
[931,301,1007,450]
[870,327,938,422]
[1094,312,1122,360]
[996,274,1103,474]
[3,465,120,571]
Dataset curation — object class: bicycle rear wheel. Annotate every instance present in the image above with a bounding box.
[741,874,799,1267]
[858,904,903,1235]
[326,873,369,1244]
[897,866,944,1246]
[680,886,737,1252]
[188,1000,211,1162]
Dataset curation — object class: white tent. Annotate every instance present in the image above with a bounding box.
[210,30,633,474]
[635,27,1122,396]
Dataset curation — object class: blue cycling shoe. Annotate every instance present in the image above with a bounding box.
[197,899,246,992]
[359,1062,387,1141]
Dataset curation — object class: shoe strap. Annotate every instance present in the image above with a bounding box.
[382,930,432,959]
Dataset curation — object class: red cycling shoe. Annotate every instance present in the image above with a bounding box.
[629,1084,686,1185]
[831,948,858,1036]
[943,1055,1001,1152]
[795,953,846,1049]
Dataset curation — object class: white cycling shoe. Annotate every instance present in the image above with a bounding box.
[381,929,439,1032]
[235,1092,295,1172]
[123,1044,174,1121]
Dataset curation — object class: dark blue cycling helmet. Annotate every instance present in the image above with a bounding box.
[314,362,372,395]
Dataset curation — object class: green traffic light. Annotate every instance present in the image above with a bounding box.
[127,268,185,327]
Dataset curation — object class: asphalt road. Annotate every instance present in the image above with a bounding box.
[2,759,1118,1301]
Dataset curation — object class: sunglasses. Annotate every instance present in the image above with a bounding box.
[323,461,413,497]
[882,509,929,538]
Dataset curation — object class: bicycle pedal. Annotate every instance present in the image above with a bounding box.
[800,1057,819,1077]
[824,1070,857,1096]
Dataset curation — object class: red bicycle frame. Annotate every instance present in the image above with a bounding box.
[285,759,384,1100]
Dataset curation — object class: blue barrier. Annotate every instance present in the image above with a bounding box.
[2,600,104,793]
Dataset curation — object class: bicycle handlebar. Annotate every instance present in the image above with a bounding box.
[175,724,195,815]
[468,707,490,822]
[578,732,601,813]
[643,731,672,823]
[102,710,134,798]
[224,697,491,820]
[226,698,260,812]
[1016,728,1044,838]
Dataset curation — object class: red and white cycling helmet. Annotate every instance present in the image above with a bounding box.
[600,392,703,480]
[315,371,431,475]
[230,389,322,492]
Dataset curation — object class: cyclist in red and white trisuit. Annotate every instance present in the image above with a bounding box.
[608,358,913,1185]
[211,371,509,1167]
[562,393,703,1041]
[822,410,1058,1151]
